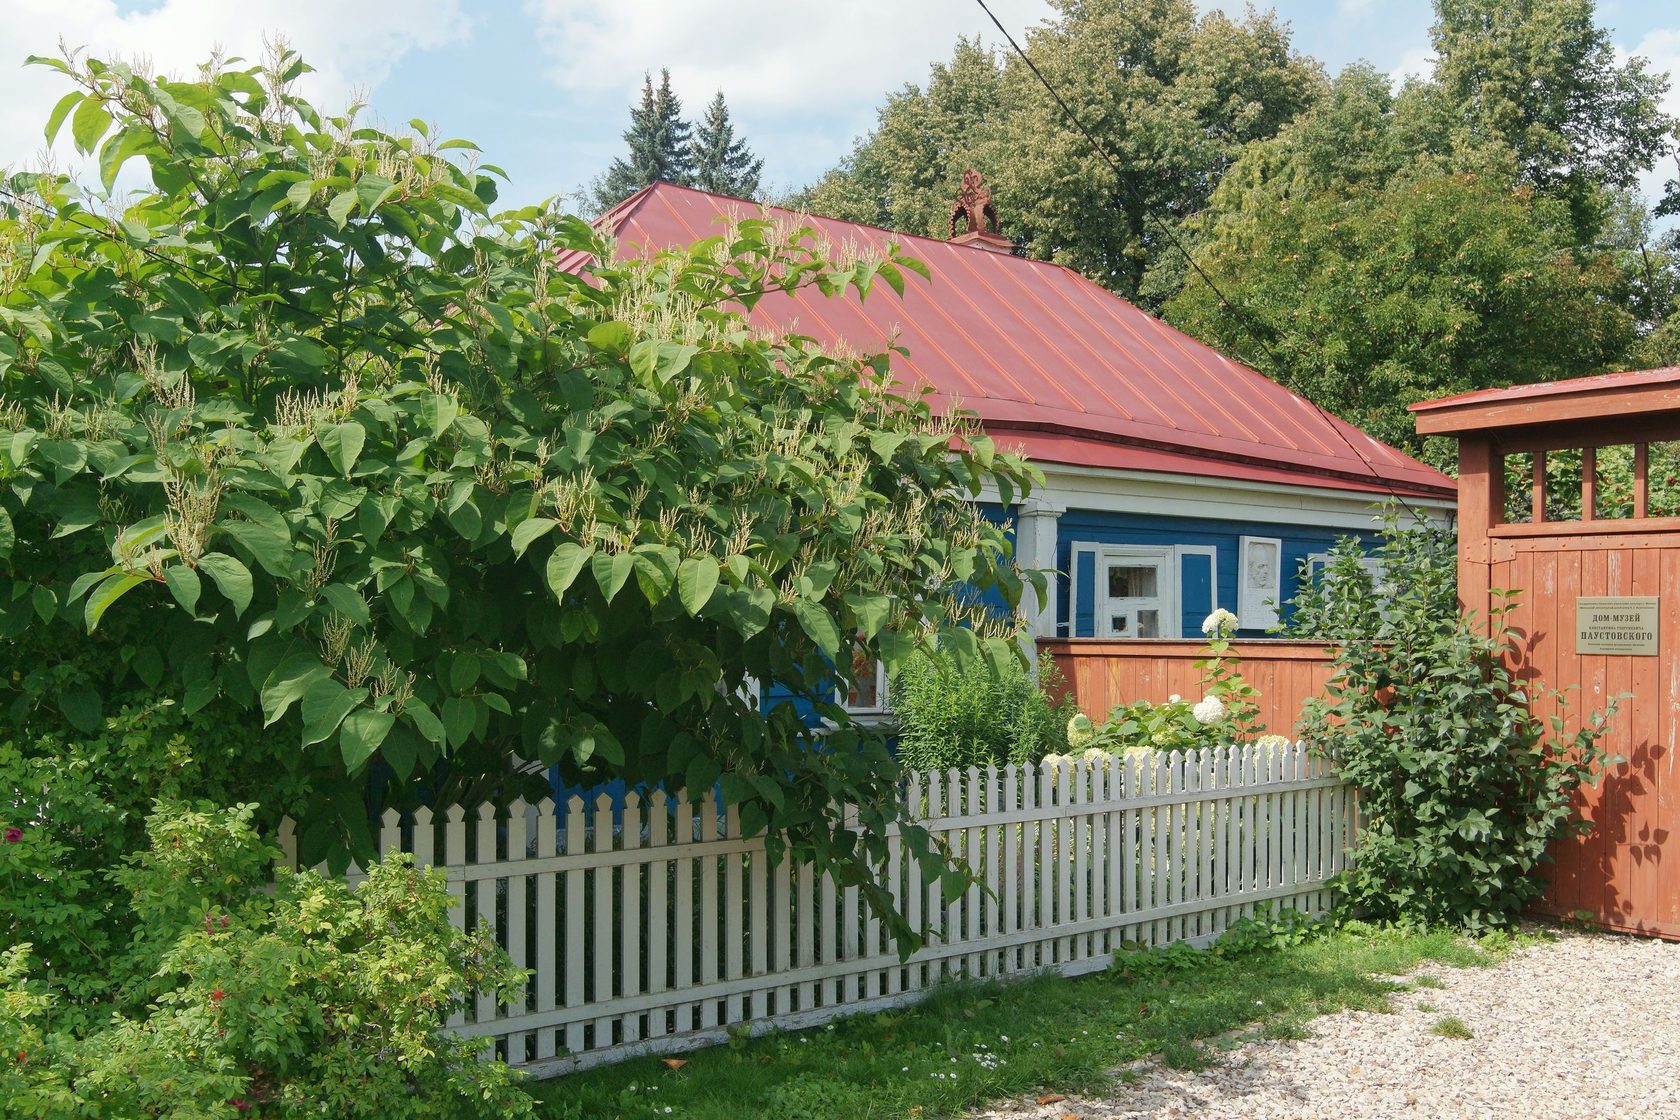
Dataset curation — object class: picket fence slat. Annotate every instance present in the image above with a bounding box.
[281,741,1352,1076]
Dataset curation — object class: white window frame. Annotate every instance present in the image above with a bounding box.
[1093,544,1177,640]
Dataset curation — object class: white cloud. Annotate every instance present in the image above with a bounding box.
[1,0,470,175]
[522,0,1049,129]
[1386,44,1434,88]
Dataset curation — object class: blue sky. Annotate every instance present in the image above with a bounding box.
[3,0,1677,211]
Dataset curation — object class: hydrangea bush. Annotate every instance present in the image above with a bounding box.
[1064,611,1272,756]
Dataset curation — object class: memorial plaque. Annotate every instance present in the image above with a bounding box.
[1576,596,1659,656]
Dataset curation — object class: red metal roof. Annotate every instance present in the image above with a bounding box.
[563,182,1455,501]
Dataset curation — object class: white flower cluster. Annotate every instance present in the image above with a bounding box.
[1191,695,1226,725]
[1201,608,1240,638]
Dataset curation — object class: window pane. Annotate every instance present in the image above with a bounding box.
[1108,564,1157,598]
[1109,613,1130,635]
[847,649,880,709]
[1137,609,1160,638]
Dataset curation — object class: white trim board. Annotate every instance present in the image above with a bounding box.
[979,463,1455,532]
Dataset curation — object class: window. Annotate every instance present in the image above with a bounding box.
[1101,553,1169,638]
[844,647,889,715]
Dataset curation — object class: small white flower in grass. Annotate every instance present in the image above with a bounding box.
[1192,695,1225,725]
[1201,608,1239,638]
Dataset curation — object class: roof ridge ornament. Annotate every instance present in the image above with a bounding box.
[950,169,1000,238]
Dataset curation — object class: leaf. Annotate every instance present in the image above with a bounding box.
[545,542,593,597]
[319,422,367,476]
[407,702,446,746]
[302,676,367,747]
[260,653,333,727]
[58,685,102,733]
[441,696,476,748]
[0,506,12,558]
[327,188,358,229]
[792,599,841,657]
[450,651,481,692]
[427,393,459,438]
[511,517,558,558]
[196,552,254,616]
[591,551,636,604]
[162,564,202,614]
[44,90,83,143]
[340,708,395,769]
[70,95,111,153]
[84,571,148,631]
[844,590,892,640]
[1037,1095,1067,1107]
[661,1059,687,1071]
[677,556,720,617]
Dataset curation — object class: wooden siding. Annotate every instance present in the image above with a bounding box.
[1041,640,1337,738]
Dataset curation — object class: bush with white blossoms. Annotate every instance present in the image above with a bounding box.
[1202,609,1241,638]
[1065,612,1270,754]
[1191,695,1227,725]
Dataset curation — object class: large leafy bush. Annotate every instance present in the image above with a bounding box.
[0,48,1036,937]
[2,803,530,1119]
[1291,510,1615,929]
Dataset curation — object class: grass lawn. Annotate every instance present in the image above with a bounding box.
[530,921,1541,1119]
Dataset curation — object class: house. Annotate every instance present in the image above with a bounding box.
[563,176,1456,708]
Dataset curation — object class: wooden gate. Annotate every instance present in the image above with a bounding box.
[1414,369,1680,939]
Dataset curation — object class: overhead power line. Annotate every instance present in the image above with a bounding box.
[971,0,1431,519]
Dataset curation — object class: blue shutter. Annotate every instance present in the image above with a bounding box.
[1073,548,1096,637]
[1179,550,1214,638]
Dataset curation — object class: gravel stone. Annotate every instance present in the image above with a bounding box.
[973,928,1680,1120]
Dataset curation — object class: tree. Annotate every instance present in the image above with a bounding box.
[1430,0,1674,235]
[800,2,1323,307]
[1167,166,1635,468]
[691,91,763,199]
[590,69,695,212]
[0,48,1038,944]
[800,37,1006,237]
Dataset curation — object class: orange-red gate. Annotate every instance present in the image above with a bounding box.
[1414,369,1680,939]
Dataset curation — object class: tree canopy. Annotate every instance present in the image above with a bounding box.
[0,47,1035,935]
[590,73,764,212]
[693,91,765,198]
[797,0,1680,464]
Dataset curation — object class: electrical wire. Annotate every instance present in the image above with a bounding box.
[971,0,1436,523]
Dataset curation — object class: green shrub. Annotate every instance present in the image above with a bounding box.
[3,801,532,1119]
[1293,509,1617,930]
[890,648,1073,771]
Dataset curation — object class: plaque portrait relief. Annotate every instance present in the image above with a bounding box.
[1238,536,1282,631]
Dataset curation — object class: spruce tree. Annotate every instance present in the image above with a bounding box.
[590,69,695,212]
[691,91,765,199]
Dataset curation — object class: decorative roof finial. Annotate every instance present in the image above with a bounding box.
[950,169,1000,239]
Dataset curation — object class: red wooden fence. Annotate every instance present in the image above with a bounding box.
[1039,640,1338,739]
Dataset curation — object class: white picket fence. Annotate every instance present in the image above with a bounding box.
[279,740,1352,1077]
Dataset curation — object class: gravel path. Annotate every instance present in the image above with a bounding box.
[975,929,1680,1120]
